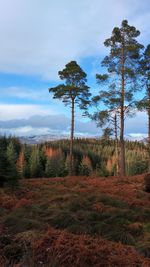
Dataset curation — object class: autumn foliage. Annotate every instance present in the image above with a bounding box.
[33,228,150,267]
[0,174,150,266]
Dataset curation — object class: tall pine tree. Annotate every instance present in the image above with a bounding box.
[94,20,143,176]
[137,44,150,171]
[49,61,91,175]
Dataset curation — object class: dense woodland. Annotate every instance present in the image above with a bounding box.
[0,136,148,188]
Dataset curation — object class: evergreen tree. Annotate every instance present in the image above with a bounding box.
[93,20,143,176]
[79,155,92,176]
[23,145,32,178]
[6,140,19,188]
[137,44,150,171]
[30,146,42,178]
[49,61,91,175]
[0,136,8,187]
[92,110,119,175]
[45,153,67,177]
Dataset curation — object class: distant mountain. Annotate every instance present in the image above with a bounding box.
[19,134,70,144]
[140,137,148,144]
[125,134,148,142]
[18,133,149,145]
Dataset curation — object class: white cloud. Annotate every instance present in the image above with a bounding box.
[0,105,148,137]
[1,86,51,101]
[0,112,100,136]
[0,126,51,137]
[1,86,42,100]
[0,104,63,120]
[0,0,149,79]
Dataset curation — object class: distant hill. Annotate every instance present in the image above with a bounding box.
[18,134,100,144]
[18,133,148,145]
[19,134,70,144]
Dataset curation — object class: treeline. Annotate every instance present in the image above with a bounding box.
[0,136,148,188]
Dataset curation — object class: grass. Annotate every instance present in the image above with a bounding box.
[0,175,150,266]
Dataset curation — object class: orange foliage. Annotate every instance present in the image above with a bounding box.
[106,154,116,172]
[44,147,62,158]
[33,228,150,267]
[82,155,92,168]
[86,175,150,208]
[21,175,150,208]
[1,174,150,266]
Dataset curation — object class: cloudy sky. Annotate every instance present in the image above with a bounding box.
[0,0,149,138]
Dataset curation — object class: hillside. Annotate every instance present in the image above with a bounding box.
[0,174,150,266]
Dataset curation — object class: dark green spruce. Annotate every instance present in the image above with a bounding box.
[6,140,19,189]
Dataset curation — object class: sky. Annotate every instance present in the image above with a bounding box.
[0,0,150,138]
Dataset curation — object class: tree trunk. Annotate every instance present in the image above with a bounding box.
[114,113,119,176]
[148,86,150,172]
[69,98,75,175]
[120,44,126,176]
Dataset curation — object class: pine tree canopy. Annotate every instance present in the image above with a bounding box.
[49,61,91,109]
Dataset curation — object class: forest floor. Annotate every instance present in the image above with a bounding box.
[0,174,150,266]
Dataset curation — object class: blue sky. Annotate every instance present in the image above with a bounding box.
[0,0,150,138]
